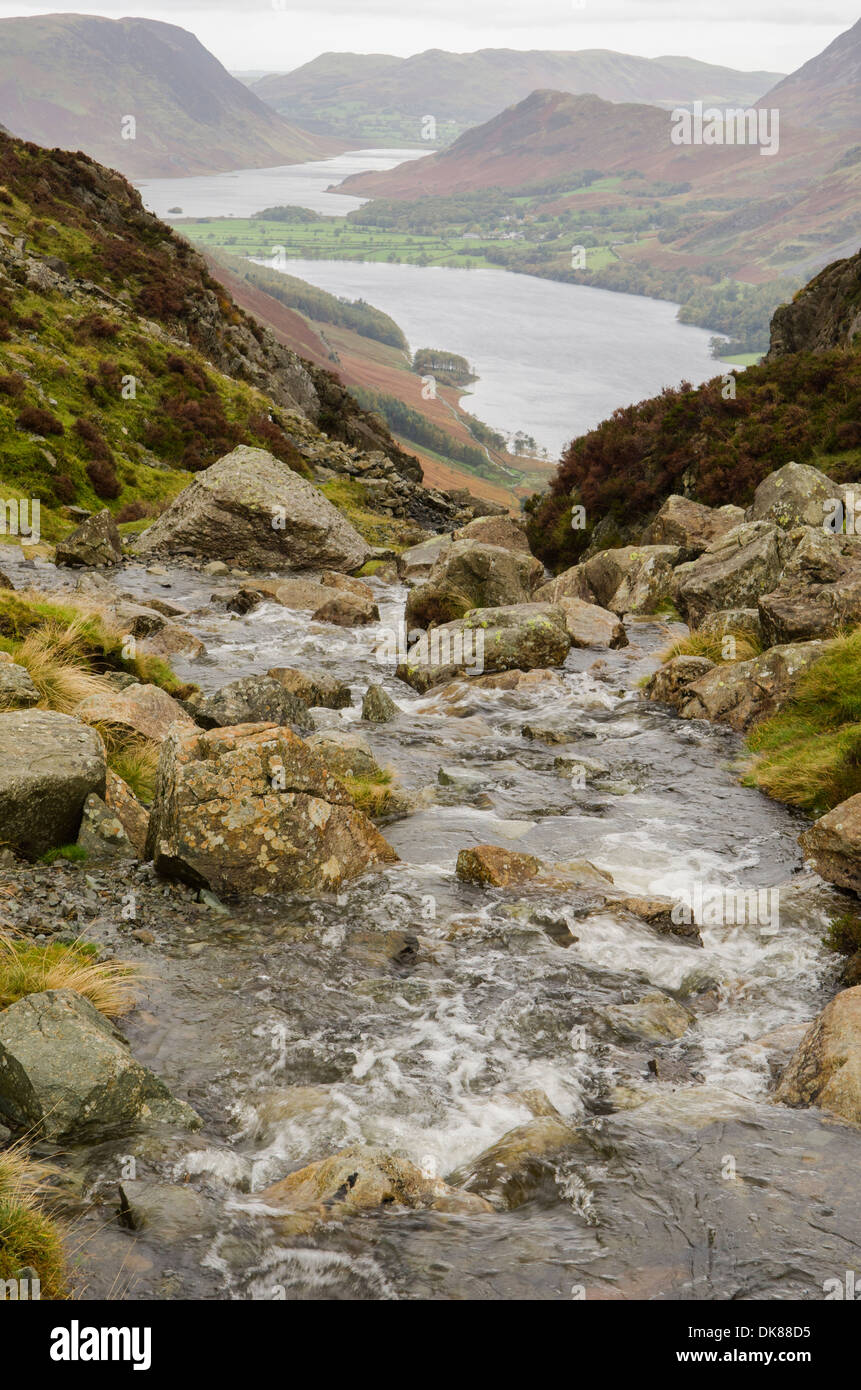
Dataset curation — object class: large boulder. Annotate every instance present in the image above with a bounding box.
[0,989,200,1142]
[311,592,379,626]
[396,534,452,581]
[675,640,827,731]
[146,723,398,894]
[456,844,541,887]
[556,597,627,649]
[405,540,543,629]
[452,515,532,553]
[0,710,106,856]
[645,656,715,710]
[260,1145,491,1234]
[76,683,195,743]
[137,446,370,572]
[396,603,571,694]
[746,461,844,530]
[799,793,861,894]
[54,509,123,567]
[194,676,309,730]
[672,521,793,627]
[581,545,680,615]
[303,729,382,780]
[535,563,594,605]
[642,495,744,555]
[758,529,861,644]
[266,667,351,710]
[774,986,861,1125]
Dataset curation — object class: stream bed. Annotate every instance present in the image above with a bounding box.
[9,552,860,1301]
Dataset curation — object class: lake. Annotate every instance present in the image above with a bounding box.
[139,149,727,458]
[259,256,723,457]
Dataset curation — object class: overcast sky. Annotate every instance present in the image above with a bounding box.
[0,2,856,74]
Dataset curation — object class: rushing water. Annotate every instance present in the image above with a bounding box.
[10,550,857,1302]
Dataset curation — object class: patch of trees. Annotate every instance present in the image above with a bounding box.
[350,386,493,472]
[232,259,408,349]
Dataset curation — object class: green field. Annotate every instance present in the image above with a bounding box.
[180,216,617,274]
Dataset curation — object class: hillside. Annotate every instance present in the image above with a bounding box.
[526,249,861,572]
[253,46,782,144]
[0,15,338,178]
[0,131,482,546]
[758,16,861,131]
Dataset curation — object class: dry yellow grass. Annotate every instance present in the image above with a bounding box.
[0,932,140,1017]
[661,627,762,666]
[6,621,113,713]
[0,1142,68,1299]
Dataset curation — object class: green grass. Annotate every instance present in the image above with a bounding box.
[39,844,88,865]
[0,1146,68,1300]
[746,628,861,813]
[824,911,861,956]
[0,933,138,1016]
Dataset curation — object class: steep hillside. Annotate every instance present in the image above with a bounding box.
[254,46,782,144]
[0,15,338,178]
[527,252,861,572]
[0,132,459,544]
[758,17,861,131]
[768,247,861,357]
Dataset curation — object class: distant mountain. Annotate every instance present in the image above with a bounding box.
[0,15,339,178]
[757,16,861,131]
[253,47,783,143]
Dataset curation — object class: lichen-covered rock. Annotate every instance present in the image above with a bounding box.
[746,461,844,530]
[774,986,861,1125]
[259,1145,492,1235]
[55,509,123,567]
[362,683,398,722]
[672,521,793,627]
[146,722,397,894]
[456,844,542,887]
[0,989,200,1142]
[799,792,861,894]
[194,676,309,730]
[645,656,715,710]
[396,603,571,693]
[105,769,149,858]
[76,792,132,861]
[758,529,861,643]
[136,446,370,572]
[76,683,195,743]
[311,592,379,626]
[303,729,382,780]
[266,667,352,710]
[642,495,744,554]
[0,710,106,856]
[582,545,680,615]
[677,640,827,731]
[405,540,543,629]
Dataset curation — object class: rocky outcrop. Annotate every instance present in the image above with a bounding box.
[645,656,715,709]
[0,710,106,856]
[774,986,861,1125]
[767,247,861,358]
[397,534,452,581]
[54,509,123,567]
[799,793,861,894]
[0,988,200,1142]
[674,641,827,731]
[641,495,744,555]
[452,515,531,552]
[540,545,678,616]
[672,522,793,627]
[396,603,571,693]
[758,529,861,643]
[146,722,398,894]
[405,540,543,629]
[311,591,379,626]
[137,446,370,572]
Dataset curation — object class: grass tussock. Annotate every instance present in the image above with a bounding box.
[824,911,861,957]
[0,1143,68,1300]
[0,932,140,1017]
[0,589,186,709]
[342,769,395,817]
[661,626,763,666]
[746,628,861,814]
[105,736,160,806]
